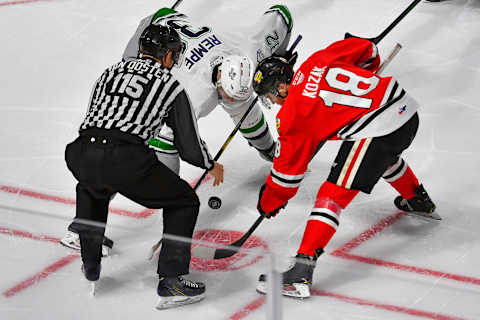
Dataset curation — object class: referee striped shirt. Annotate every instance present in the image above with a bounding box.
[80,57,213,170]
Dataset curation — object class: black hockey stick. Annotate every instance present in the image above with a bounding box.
[345,0,421,44]
[193,215,265,259]
[171,0,183,10]
[192,95,259,191]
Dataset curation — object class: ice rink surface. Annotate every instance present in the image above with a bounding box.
[1,0,479,319]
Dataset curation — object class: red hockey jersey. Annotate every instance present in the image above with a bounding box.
[260,38,419,212]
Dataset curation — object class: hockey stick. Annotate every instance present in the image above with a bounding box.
[345,0,421,44]
[171,0,183,10]
[192,95,259,190]
[193,215,265,259]
[377,43,402,74]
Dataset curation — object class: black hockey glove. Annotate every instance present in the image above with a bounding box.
[257,184,287,219]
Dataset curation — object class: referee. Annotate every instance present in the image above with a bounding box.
[65,24,223,308]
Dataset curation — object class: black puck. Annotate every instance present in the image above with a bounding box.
[208,196,222,209]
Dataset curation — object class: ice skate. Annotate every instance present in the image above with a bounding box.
[394,184,441,220]
[81,263,101,296]
[60,231,81,250]
[257,253,318,299]
[156,276,205,310]
[60,231,114,256]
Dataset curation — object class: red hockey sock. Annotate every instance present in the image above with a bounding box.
[297,182,359,256]
[298,220,336,256]
[383,159,419,200]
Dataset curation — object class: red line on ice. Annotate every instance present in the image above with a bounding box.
[332,211,406,254]
[227,290,463,320]
[3,252,80,297]
[333,251,480,286]
[330,211,480,286]
[0,0,49,7]
[0,226,59,243]
[312,289,464,320]
[229,296,265,320]
[0,184,155,219]
[0,176,212,219]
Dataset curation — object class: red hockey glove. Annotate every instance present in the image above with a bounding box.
[257,184,287,219]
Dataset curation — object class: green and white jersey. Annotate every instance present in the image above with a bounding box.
[123,6,293,119]
[123,6,293,157]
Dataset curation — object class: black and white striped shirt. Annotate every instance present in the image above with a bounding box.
[80,58,213,170]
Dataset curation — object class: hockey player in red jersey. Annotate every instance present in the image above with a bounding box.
[252,37,439,298]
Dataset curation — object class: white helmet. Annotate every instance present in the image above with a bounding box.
[219,55,253,101]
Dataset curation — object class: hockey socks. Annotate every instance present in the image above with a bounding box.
[383,158,419,200]
[298,182,358,256]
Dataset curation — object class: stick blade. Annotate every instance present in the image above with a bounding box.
[213,247,237,260]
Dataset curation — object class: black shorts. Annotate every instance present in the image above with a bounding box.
[327,113,419,194]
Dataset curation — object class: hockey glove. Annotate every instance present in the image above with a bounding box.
[257,184,287,219]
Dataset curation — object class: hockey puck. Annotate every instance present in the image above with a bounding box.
[208,196,222,209]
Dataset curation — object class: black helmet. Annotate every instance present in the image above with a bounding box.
[139,24,184,65]
[253,56,294,96]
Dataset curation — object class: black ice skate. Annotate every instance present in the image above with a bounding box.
[394,184,441,220]
[81,263,101,296]
[257,251,321,299]
[156,276,206,310]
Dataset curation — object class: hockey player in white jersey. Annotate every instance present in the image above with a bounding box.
[60,5,295,254]
[124,5,295,169]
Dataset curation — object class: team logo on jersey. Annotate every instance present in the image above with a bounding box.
[292,71,304,86]
[398,105,407,114]
[276,118,281,135]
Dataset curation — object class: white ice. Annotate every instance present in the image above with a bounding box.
[1,0,479,319]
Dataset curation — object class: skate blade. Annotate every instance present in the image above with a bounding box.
[101,245,110,257]
[88,281,97,297]
[281,283,311,298]
[155,293,205,310]
[407,210,442,221]
[256,282,311,299]
[148,240,162,260]
[59,240,81,251]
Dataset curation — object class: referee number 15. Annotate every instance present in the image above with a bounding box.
[110,74,149,99]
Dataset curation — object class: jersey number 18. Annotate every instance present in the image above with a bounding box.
[319,67,379,109]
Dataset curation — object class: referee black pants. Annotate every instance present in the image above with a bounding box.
[65,128,199,277]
